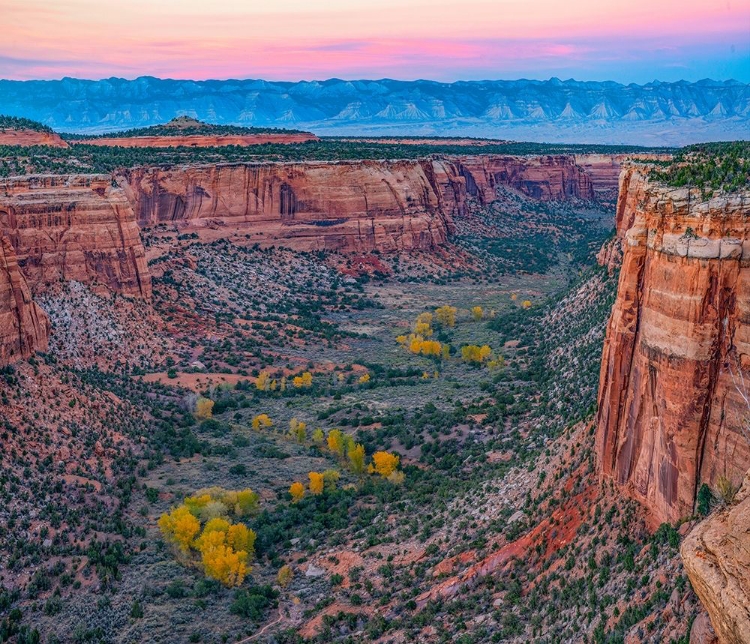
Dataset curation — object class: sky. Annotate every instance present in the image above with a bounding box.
[2,0,749,83]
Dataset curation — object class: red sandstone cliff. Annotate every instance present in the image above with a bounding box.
[0,128,68,148]
[121,160,460,253]
[119,155,595,252]
[596,165,750,524]
[0,175,151,298]
[72,132,318,148]
[457,155,595,202]
[0,235,49,365]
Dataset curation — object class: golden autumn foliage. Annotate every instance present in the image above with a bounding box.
[308,471,324,495]
[292,371,313,388]
[369,451,400,478]
[358,373,370,384]
[255,371,270,391]
[511,293,518,301]
[416,312,433,326]
[395,334,407,345]
[159,491,257,588]
[312,428,325,444]
[184,487,259,519]
[158,505,201,553]
[227,523,256,553]
[277,564,293,587]
[251,413,273,431]
[197,529,248,587]
[435,305,457,327]
[347,443,366,475]
[471,306,484,321]
[195,397,214,420]
[327,429,345,456]
[289,482,305,503]
[522,300,532,309]
[461,344,493,364]
[414,321,433,337]
[289,418,307,443]
[322,469,340,490]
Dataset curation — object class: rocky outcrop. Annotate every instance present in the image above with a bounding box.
[575,154,671,198]
[681,470,750,644]
[596,165,750,524]
[0,235,49,365]
[0,128,68,148]
[72,132,317,148]
[0,175,151,298]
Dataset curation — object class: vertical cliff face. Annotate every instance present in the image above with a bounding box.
[596,165,750,524]
[0,235,49,366]
[0,175,151,298]
[456,155,595,202]
[120,155,595,252]
[121,160,456,253]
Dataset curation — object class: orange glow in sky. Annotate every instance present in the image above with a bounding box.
[3,0,749,81]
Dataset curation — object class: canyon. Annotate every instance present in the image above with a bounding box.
[0,152,607,366]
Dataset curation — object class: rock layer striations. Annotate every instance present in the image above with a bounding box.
[0,234,49,365]
[0,175,151,298]
[596,165,750,524]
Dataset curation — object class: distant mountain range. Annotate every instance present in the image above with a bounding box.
[1,77,748,145]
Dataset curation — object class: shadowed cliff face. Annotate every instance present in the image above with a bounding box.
[0,235,49,365]
[596,165,750,524]
[0,175,152,299]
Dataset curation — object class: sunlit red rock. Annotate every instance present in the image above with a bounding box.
[596,164,750,524]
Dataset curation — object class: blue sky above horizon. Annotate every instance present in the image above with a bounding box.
[3,0,749,83]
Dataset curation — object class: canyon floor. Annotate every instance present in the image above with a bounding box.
[0,181,705,644]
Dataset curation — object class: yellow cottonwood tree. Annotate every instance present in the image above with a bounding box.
[293,371,313,388]
[435,305,457,327]
[289,418,307,443]
[471,306,484,321]
[227,523,256,554]
[347,443,366,476]
[255,371,270,391]
[278,564,293,587]
[322,469,340,491]
[197,530,248,587]
[289,482,305,503]
[369,451,400,478]
[158,505,201,553]
[235,489,260,516]
[195,397,214,420]
[308,471,324,495]
[327,429,345,456]
[252,413,273,431]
